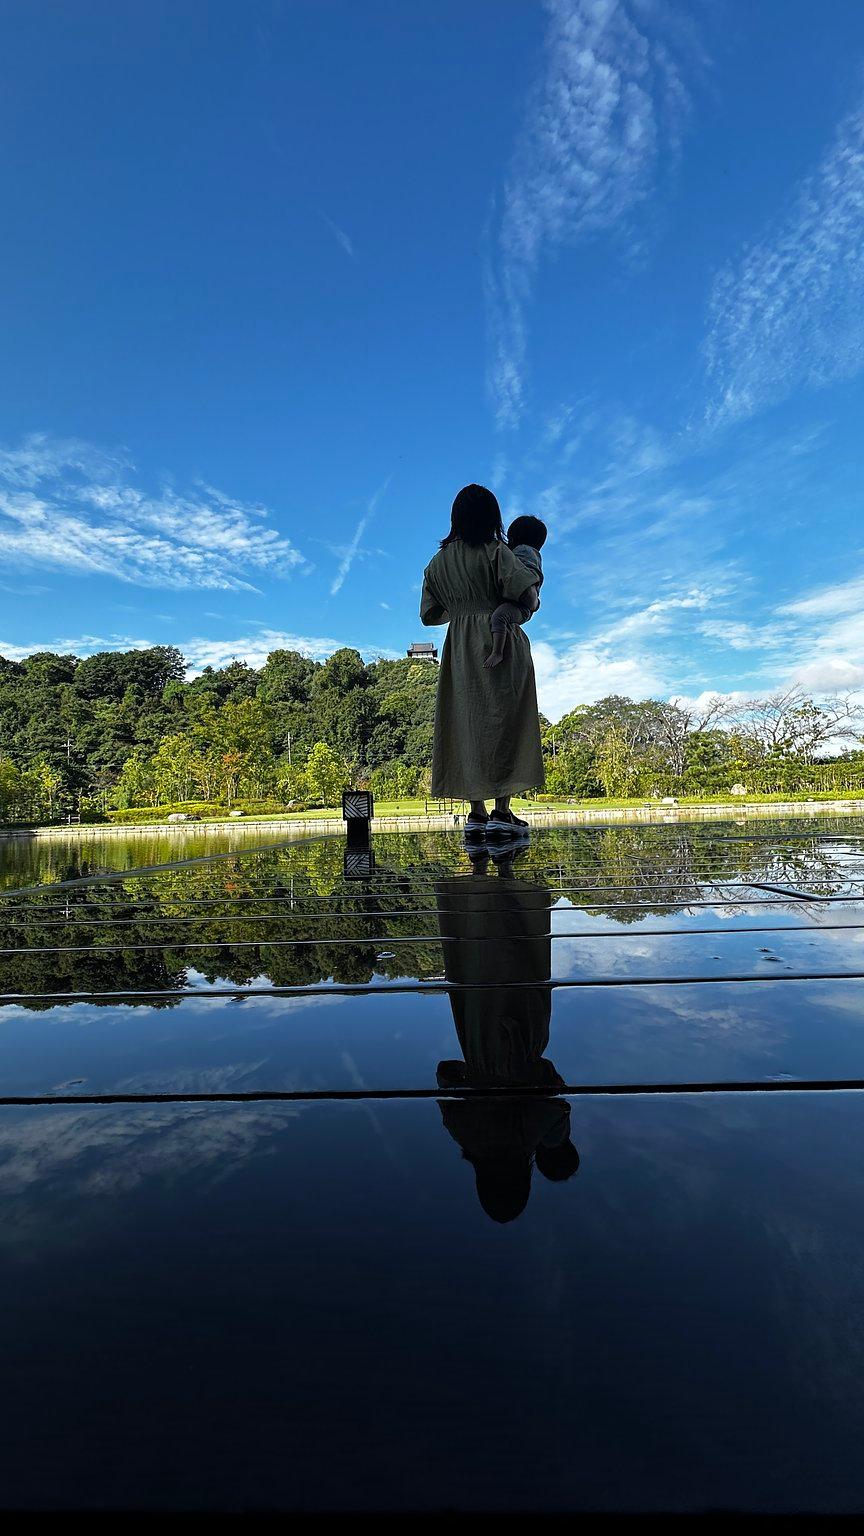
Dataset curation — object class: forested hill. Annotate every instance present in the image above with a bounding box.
[1,643,863,822]
[0,645,439,817]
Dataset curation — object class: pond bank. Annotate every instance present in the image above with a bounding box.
[4,798,864,841]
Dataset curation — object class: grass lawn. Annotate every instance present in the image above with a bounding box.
[209,789,864,819]
[79,787,864,831]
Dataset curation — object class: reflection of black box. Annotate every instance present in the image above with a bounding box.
[342,790,374,822]
[344,848,376,880]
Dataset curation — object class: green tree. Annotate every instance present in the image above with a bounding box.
[0,756,22,821]
[303,741,349,808]
[114,747,158,809]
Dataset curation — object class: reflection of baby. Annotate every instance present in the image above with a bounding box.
[485,515,547,669]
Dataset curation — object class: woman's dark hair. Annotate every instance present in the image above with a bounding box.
[441,483,504,548]
[471,1154,532,1224]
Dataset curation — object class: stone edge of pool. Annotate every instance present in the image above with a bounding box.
[3,799,864,841]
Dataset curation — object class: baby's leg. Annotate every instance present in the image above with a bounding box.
[485,601,525,669]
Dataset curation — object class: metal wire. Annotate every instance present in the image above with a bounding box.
[6,968,864,1003]
[2,900,849,936]
[6,871,853,908]
[1,1078,863,1106]
[3,918,863,957]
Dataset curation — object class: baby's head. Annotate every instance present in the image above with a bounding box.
[507,514,547,551]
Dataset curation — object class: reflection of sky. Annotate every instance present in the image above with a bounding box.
[4,826,864,1509]
[0,1100,303,1232]
[0,976,863,1095]
[1,1095,864,1513]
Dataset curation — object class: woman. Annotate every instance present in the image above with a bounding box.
[420,483,545,835]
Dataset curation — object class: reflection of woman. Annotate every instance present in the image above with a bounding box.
[436,854,579,1223]
[420,484,544,833]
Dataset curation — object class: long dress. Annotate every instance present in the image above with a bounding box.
[420,539,545,800]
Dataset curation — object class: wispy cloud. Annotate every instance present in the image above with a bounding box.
[779,573,864,621]
[329,474,393,595]
[597,588,715,642]
[698,619,786,653]
[705,97,864,427]
[486,0,696,429]
[0,434,305,592]
[321,212,355,258]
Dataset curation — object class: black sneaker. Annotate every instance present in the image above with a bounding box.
[463,810,489,840]
[486,809,530,839]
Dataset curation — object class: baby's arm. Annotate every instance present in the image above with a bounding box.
[485,595,536,668]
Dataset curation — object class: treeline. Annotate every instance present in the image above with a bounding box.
[0,644,863,822]
[541,688,864,799]
[0,645,436,821]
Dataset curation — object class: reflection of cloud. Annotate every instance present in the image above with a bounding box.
[0,1102,300,1208]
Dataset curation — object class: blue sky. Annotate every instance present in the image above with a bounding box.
[2,0,864,721]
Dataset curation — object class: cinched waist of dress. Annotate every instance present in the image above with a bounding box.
[448,604,494,617]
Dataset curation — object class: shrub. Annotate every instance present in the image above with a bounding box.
[106,798,295,824]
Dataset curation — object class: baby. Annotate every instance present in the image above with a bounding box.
[484,514,547,669]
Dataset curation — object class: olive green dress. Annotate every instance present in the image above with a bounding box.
[420,539,546,800]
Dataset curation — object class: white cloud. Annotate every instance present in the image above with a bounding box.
[598,588,714,642]
[699,620,785,652]
[0,433,129,488]
[180,629,399,673]
[330,474,393,595]
[0,628,400,672]
[330,514,370,596]
[705,98,864,426]
[532,636,666,720]
[765,572,864,692]
[779,573,864,620]
[0,433,305,592]
[792,658,864,692]
[0,633,155,662]
[321,212,355,258]
[487,0,695,428]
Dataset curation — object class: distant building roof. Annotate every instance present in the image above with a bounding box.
[407,641,438,660]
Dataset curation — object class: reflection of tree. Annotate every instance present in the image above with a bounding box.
[1,820,861,1003]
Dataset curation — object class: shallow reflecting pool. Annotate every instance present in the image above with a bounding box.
[1,820,864,1510]
[2,1091,864,1511]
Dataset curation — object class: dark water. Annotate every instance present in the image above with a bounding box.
[1,820,864,1510]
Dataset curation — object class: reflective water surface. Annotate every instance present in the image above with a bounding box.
[1,820,864,1510]
[2,1092,864,1511]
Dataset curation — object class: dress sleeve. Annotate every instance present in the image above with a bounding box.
[420,569,448,626]
[494,542,540,604]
